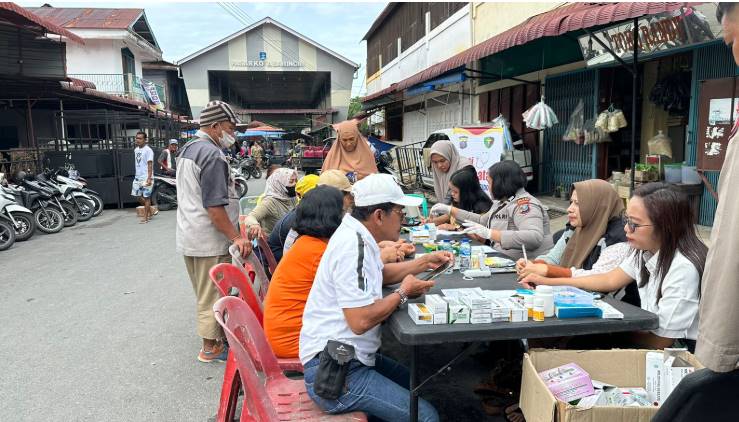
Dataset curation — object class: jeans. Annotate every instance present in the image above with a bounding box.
[304,353,439,422]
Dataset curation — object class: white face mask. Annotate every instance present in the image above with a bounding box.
[220,130,236,148]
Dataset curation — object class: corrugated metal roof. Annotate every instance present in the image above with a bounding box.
[238,108,338,115]
[28,6,143,29]
[0,2,84,44]
[362,2,701,102]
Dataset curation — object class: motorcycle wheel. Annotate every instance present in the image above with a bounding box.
[235,179,248,199]
[74,198,95,222]
[34,207,64,234]
[153,184,177,211]
[12,213,35,241]
[89,193,104,217]
[0,220,16,251]
[241,166,251,180]
[251,168,262,179]
[58,202,78,227]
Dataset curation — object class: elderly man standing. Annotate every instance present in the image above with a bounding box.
[176,100,252,363]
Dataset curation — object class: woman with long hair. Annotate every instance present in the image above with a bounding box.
[521,182,707,350]
[429,166,492,231]
[431,160,553,260]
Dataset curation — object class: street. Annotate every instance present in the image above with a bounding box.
[0,178,265,421]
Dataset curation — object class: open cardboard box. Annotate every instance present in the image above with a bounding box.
[519,349,703,422]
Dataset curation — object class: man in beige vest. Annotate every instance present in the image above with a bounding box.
[695,3,739,373]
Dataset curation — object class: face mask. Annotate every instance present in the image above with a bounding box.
[220,130,236,148]
[285,186,297,197]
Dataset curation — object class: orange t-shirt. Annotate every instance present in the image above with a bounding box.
[263,235,328,358]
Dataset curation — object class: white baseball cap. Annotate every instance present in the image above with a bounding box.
[351,174,423,207]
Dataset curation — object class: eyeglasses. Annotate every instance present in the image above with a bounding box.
[391,207,407,220]
[622,215,652,232]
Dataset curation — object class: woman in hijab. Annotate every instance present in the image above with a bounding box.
[429,140,473,204]
[321,119,377,180]
[244,167,298,238]
[516,179,635,302]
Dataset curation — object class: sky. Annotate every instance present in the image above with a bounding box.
[17,1,387,96]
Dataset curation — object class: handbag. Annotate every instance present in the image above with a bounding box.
[314,340,356,400]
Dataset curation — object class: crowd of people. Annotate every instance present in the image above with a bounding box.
[172,10,739,413]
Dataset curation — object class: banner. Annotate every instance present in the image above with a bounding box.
[141,80,165,110]
[449,126,507,193]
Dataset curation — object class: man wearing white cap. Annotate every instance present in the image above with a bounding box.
[157,139,178,175]
[299,173,451,422]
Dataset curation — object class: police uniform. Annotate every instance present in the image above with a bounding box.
[454,188,554,260]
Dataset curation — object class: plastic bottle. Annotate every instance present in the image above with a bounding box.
[524,294,534,318]
[533,297,545,322]
[460,239,471,270]
[535,285,555,317]
[478,251,488,270]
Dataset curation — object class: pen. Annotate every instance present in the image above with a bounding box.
[522,244,528,263]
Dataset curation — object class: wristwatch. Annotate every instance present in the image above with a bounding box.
[394,287,408,305]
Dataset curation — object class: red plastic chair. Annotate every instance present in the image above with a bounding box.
[210,264,303,422]
[257,234,278,275]
[213,296,367,422]
[229,244,269,304]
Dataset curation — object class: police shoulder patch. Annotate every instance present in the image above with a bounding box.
[518,204,530,215]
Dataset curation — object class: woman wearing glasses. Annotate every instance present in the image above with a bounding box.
[520,182,707,350]
[516,179,638,305]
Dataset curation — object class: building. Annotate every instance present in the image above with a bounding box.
[362,2,728,226]
[177,16,358,133]
[27,5,187,113]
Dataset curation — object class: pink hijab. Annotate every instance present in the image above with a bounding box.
[322,120,378,179]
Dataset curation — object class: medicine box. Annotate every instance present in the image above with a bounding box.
[506,298,528,322]
[443,297,470,324]
[537,362,595,402]
[424,294,448,313]
[594,300,624,319]
[407,303,433,325]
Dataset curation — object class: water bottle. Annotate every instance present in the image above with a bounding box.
[460,239,471,270]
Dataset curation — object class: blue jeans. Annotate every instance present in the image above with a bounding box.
[304,353,439,422]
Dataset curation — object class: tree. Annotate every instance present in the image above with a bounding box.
[347,96,369,135]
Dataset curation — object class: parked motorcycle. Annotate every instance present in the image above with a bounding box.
[54,166,104,217]
[19,175,78,228]
[2,181,64,234]
[38,171,95,223]
[0,212,15,251]
[0,188,35,242]
[232,167,248,199]
[238,156,262,180]
[151,173,177,211]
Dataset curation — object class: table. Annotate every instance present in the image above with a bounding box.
[384,245,659,421]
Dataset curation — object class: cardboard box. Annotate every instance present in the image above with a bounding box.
[136,205,158,217]
[407,303,433,325]
[520,349,703,422]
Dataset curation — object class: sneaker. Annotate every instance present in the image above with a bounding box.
[198,344,228,363]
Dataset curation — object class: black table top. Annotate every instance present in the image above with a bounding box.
[384,263,658,346]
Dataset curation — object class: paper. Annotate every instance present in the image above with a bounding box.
[480,290,516,299]
[436,229,466,236]
[472,245,495,254]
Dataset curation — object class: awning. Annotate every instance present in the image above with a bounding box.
[0,3,84,44]
[237,108,337,115]
[405,68,466,98]
[361,2,701,103]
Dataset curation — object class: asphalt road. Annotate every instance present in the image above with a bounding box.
[0,177,266,421]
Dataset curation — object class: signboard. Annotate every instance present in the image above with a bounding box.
[578,4,721,67]
[450,126,507,193]
[141,80,165,110]
[230,60,304,68]
[697,77,738,171]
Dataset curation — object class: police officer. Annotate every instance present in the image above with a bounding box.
[430,160,554,260]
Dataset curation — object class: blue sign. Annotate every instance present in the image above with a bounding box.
[259,51,267,60]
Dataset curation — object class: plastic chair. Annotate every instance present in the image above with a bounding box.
[240,195,259,215]
[213,296,367,422]
[257,234,278,276]
[405,193,428,217]
[229,244,269,304]
[210,265,304,422]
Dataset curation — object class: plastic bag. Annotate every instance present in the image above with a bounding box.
[583,118,611,145]
[647,130,673,158]
[595,108,628,133]
[523,97,559,130]
[562,100,585,143]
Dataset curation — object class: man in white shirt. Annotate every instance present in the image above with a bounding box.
[300,174,452,422]
[132,131,154,223]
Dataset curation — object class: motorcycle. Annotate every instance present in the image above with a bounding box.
[151,173,177,211]
[232,167,248,199]
[37,171,95,223]
[20,176,78,228]
[238,156,262,180]
[0,188,35,242]
[0,211,15,251]
[53,166,104,217]
[3,181,64,234]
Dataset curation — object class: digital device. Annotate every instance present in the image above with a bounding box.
[418,260,454,281]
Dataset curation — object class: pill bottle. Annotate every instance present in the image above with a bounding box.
[535,285,555,318]
[524,294,534,318]
[533,297,545,322]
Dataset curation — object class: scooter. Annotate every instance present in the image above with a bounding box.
[231,167,248,199]
[37,172,95,223]
[20,176,78,227]
[0,187,35,242]
[2,180,65,235]
[0,210,15,251]
[151,173,177,211]
[238,156,262,180]
[52,167,104,217]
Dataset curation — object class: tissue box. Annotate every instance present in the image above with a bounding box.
[407,303,433,325]
[538,363,595,402]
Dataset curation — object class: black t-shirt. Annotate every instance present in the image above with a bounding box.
[268,209,297,262]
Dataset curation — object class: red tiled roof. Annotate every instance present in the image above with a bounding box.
[362,2,700,102]
[27,6,143,29]
[0,2,84,44]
